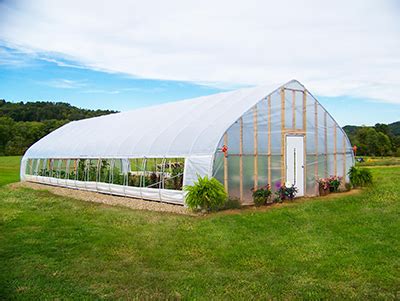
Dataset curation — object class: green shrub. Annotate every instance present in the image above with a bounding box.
[252,185,272,206]
[184,175,227,211]
[348,166,373,187]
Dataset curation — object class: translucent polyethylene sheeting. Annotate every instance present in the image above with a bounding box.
[212,81,354,202]
[21,80,354,204]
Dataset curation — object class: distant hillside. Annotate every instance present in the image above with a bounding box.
[389,121,400,136]
[344,121,400,137]
[0,99,116,122]
[0,99,117,156]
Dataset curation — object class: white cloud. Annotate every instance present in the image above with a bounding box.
[0,0,399,104]
[43,79,87,89]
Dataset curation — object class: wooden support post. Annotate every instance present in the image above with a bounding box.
[280,88,286,184]
[253,105,258,190]
[324,112,328,177]
[314,101,319,195]
[223,133,228,193]
[342,134,346,184]
[239,117,243,201]
[302,91,307,195]
[268,96,272,185]
[292,90,296,129]
[334,124,337,176]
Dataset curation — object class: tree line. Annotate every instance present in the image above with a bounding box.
[0,99,399,157]
[343,122,400,157]
[0,100,116,155]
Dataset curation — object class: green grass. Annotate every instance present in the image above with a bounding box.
[0,156,21,187]
[356,156,400,167]
[0,158,400,299]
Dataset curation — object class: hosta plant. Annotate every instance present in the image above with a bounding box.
[348,166,373,187]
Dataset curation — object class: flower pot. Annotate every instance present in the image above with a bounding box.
[319,186,330,196]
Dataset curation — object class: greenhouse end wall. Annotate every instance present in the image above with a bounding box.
[212,81,354,204]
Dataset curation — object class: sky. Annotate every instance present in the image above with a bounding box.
[0,0,399,126]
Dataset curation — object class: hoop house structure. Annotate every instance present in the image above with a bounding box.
[21,80,354,205]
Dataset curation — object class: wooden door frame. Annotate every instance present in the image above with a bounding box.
[284,132,306,197]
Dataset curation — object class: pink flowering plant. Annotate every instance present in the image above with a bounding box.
[317,178,330,190]
[317,176,343,193]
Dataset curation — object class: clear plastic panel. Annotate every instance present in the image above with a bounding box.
[228,156,240,199]
[128,158,142,187]
[59,159,68,179]
[258,155,268,187]
[295,92,304,130]
[68,159,78,180]
[163,158,184,190]
[306,154,317,196]
[242,155,254,202]
[112,159,124,185]
[87,159,98,182]
[26,159,32,175]
[257,99,268,155]
[337,155,344,178]
[285,90,293,129]
[306,99,316,154]
[226,120,240,154]
[32,158,39,175]
[327,154,335,177]
[242,109,254,155]
[99,159,112,183]
[213,152,224,185]
[270,155,281,191]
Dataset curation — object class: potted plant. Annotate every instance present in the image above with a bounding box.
[275,182,298,202]
[252,185,272,206]
[317,178,330,196]
[328,176,342,192]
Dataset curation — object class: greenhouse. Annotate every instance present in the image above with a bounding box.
[20,80,354,205]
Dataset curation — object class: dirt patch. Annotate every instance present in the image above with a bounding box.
[213,188,363,216]
[9,182,194,216]
[8,182,362,217]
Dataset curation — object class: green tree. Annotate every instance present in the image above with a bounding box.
[353,127,392,156]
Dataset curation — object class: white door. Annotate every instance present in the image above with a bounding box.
[286,136,305,197]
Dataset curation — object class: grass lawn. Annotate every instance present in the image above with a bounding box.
[356,156,400,167]
[0,158,399,299]
[0,156,21,187]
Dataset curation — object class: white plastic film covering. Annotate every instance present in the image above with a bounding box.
[23,84,280,159]
[21,79,354,205]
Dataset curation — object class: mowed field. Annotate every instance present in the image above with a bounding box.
[0,157,399,299]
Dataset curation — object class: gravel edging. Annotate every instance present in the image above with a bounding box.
[9,181,195,216]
